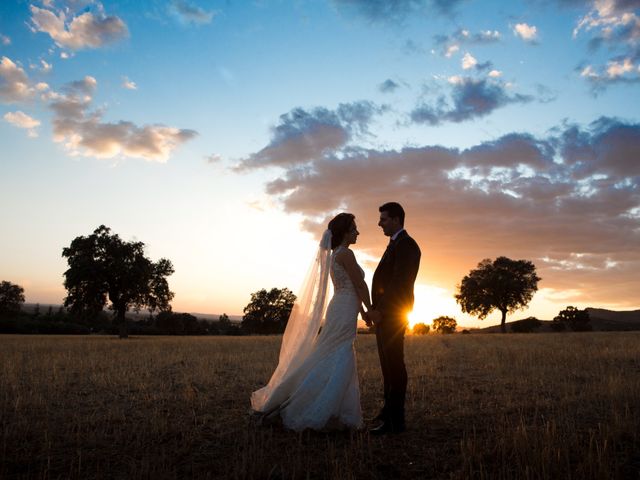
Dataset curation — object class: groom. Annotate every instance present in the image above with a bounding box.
[367,202,421,434]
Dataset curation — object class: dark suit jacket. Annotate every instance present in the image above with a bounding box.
[372,230,421,320]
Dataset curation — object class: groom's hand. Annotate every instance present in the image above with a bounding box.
[368,310,382,325]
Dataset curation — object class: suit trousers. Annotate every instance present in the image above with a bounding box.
[375,315,408,423]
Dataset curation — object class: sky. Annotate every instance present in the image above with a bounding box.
[1,0,639,329]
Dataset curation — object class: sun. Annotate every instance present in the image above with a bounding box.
[407,284,459,328]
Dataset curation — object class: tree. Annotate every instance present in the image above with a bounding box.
[241,287,296,334]
[553,306,591,332]
[62,225,174,339]
[455,257,541,333]
[412,322,430,335]
[432,316,457,334]
[155,311,204,335]
[510,316,542,333]
[0,281,25,315]
[218,313,231,328]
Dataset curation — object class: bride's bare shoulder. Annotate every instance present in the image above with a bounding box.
[334,247,356,263]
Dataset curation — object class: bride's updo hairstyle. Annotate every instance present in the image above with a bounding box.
[328,213,355,250]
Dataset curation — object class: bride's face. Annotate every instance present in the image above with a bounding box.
[345,221,359,245]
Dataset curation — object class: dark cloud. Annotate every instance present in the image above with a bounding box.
[606,0,640,13]
[170,0,216,25]
[475,61,494,72]
[379,79,401,93]
[239,113,640,307]
[560,117,640,178]
[332,0,467,23]
[462,133,555,172]
[410,78,533,125]
[434,28,501,56]
[235,101,385,170]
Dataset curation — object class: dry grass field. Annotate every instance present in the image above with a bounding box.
[1,333,639,479]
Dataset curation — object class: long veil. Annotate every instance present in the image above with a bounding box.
[251,230,333,412]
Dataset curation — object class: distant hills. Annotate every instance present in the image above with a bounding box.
[474,308,640,333]
[20,304,243,323]
[585,308,640,331]
[20,304,640,332]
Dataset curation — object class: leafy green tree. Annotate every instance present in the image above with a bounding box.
[510,316,542,333]
[412,322,430,335]
[432,316,457,334]
[0,281,25,315]
[553,306,591,332]
[62,225,174,338]
[455,257,541,333]
[241,287,296,334]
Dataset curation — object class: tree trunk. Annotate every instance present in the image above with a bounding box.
[500,309,507,333]
[117,308,128,339]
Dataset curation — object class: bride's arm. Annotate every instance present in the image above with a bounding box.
[335,249,372,312]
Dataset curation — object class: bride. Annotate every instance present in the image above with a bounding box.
[251,213,373,431]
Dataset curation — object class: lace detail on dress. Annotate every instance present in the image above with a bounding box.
[331,246,364,296]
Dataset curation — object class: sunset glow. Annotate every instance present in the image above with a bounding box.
[407,285,462,329]
[1,0,638,326]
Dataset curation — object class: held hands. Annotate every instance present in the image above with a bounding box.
[366,310,383,326]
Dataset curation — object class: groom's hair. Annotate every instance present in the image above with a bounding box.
[328,213,355,250]
[379,202,405,226]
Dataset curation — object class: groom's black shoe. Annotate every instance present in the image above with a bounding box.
[369,420,405,435]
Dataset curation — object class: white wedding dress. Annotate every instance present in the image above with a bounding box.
[251,245,363,431]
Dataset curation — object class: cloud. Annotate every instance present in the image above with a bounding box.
[3,110,41,137]
[239,115,640,307]
[170,0,216,25]
[580,56,640,87]
[559,116,640,178]
[0,56,37,104]
[29,2,128,50]
[461,52,478,69]
[379,79,401,93]
[331,0,468,23]
[0,34,10,46]
[40,59,53,73]
[121,76,137,90]
[445,44,460,57]
[434,28,501,57]
[410,78,533,125]
[574,0,640,88]
[488,69,503,77]
[513,23,539,42]
[205,153,222,163]
[48,76,197,162]
[235,100,386,170]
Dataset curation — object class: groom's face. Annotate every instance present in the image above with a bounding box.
[378,211,401,237]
